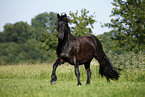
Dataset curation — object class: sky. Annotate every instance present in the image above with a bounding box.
[0,0,113,35]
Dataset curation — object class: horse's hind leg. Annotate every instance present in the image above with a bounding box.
[74,57,82,85]
[84,62,91,84]
[74,65,82,85]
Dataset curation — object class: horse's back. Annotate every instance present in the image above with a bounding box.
[76,35,100,64]
[77,35,101,50]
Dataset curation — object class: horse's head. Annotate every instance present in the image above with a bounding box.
[56,13,69,40]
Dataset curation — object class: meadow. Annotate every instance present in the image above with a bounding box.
[0,58,145,97]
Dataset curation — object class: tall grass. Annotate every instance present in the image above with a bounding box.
[0,52,145,97]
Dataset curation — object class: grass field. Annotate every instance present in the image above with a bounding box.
[0,61,145,97]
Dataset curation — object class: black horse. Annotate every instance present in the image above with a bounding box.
[51,14,119,85]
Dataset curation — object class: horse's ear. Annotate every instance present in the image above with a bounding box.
[64,14,67,17]
[57,14,60,19]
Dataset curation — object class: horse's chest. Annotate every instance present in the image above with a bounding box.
[59,43,76,60]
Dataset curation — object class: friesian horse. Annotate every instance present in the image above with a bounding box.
[50,14,119,85]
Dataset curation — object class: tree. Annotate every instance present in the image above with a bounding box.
[31,12,57,29]
[97,32,113,54]
[1,22,34,43]
[69,8,96,37]
[0,42,23,64]
[40,30,58,50]
[104,0,145,53]
[22,39,48,61]
[0,21,50,65]
[32,12,58,51]
[0,31,6,42]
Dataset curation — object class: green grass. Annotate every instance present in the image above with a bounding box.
[0,62,145,97]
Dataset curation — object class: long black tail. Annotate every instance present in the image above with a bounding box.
[99,56,119,81]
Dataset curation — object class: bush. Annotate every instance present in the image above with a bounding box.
[107,51,145,69]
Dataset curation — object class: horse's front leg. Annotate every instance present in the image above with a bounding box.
[51,58,64,84]
[74,57,82,85]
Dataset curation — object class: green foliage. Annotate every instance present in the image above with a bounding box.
[69,8,96,37]
[32,12,58,51]
[97,32,113,53]
[31,12,58,51]
[107,51,145,70]
[31,12,57,29]
[0,40,48,65]
[0,42,22,64]
[0,21,50,65]
[1,22,34,43]
[22,39,48,61]
[40,31,58,50]
[104,0,145,53]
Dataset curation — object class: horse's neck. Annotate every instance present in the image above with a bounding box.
[58,31,75,45]
[57,31,76,55]
[66,31,75,41]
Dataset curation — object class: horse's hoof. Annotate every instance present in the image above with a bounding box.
[51,81,56,85]
[77,83,82,86]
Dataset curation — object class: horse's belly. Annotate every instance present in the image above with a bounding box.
[78,50,94,64]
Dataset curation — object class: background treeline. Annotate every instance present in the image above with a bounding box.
[0,9,96,65]
[0,0,145,65]
[0,22,49,64]
[0,12,58,65]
